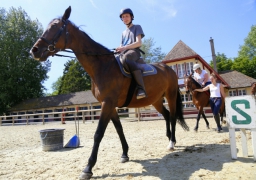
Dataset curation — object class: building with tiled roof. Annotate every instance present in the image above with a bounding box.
[162,40,256,105]
[10,90,99,112]
[219,70,256,96]
[7,91,101,123]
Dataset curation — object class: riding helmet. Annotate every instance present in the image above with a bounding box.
[193,64,201,71]
[119,8,134,20]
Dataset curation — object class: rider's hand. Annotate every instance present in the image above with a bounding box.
[116,46,127,53]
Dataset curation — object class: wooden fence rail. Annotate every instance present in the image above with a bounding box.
[0,102,213,126]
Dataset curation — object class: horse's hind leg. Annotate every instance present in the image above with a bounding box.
[202,113,210,129]
[110,109,129,163]
[152,98,171,140]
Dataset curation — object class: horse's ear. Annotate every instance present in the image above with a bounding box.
[62,6,71,20]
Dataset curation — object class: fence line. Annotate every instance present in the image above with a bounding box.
[0,102,213,126]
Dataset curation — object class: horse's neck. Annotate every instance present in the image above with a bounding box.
[69,26,114,80]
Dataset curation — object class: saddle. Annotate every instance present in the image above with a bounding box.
[115,54,157,78]
[115,54,157,108]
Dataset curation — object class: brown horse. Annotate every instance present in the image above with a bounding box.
[252,82,256,96]
[30,6,189,179]
[184,74,225,131]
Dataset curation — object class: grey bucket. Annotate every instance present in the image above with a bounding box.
[39,129,65,151]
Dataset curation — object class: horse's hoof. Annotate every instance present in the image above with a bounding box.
[206,125,210,129]
[167,141,176,151]
[167,147,175,151]
[79,172,93,180]
[194,127,198,132]
[120,157,129,163]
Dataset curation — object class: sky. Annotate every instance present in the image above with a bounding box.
[2,0,256,93]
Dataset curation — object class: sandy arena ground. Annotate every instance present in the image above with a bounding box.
[0,118,255,180]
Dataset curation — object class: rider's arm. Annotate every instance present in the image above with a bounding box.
[116,34,142,52]
[202,72,209,86]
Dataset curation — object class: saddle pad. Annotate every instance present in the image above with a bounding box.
[115,55,157,78]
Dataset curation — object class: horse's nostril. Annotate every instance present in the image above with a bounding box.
[32,46,38,53]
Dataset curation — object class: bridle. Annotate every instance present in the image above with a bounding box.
[40,19,69,53]
[185,77,199,95]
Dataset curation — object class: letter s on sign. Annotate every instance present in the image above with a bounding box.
[231,100,251,125]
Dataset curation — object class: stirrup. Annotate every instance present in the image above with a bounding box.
[136,89,146,99]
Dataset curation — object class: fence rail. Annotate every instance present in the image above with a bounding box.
[0,102,213,126]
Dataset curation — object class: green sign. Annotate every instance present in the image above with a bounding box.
[231,100,251,124]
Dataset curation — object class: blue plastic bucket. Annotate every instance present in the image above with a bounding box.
[39,129,65,151]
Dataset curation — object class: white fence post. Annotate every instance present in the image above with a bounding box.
[225,95,256,161]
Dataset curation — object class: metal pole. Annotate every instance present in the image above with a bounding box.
[209,37,217,72]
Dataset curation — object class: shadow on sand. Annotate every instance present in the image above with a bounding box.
[92,142,253,180]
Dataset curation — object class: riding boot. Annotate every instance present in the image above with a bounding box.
[132,70,147,99]
[214,114,222,132]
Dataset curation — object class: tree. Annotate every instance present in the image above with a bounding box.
[0,7,50,115]
[238,25,256,59]
[140,37,166,63]
[231,24,256,79]
[49,76,63,96]
[232,56,256,79]
[209,53,233,72]
[58,59,91,94]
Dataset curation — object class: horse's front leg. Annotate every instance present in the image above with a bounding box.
[110,109,129,163]
[79,102,114,180]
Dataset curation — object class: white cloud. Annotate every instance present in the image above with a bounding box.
[139,0,178,19]
[89,0,99,9]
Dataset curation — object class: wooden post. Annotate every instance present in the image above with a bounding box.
[82,111,85,124]
[91,104,94,123]
[252,129,256,161]
[241,128,248,157]
[209,37,217,72]
[42,110,45,125]
[12,116,14,126]
[137,108,141,122]
[26,116,28,125]
[228,128,237,159]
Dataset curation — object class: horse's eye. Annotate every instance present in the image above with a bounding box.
[52,24,57,28]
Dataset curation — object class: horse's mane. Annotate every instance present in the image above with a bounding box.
[188,76,202,88]
[49,18,112,53]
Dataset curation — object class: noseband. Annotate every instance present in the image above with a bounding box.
[40,19,69,53]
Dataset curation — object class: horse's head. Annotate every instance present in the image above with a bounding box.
[184,74,200,94]
[30,6,72,61]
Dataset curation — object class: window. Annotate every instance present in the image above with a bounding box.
[238,89,246,96]
[229,89,246,96]
[229,90,237,96]
[177,64,186,78]
[170,65,177,75]
[186,62,194,76]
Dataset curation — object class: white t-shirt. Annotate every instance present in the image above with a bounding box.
[210,83,221,97]
[194,70,210,85]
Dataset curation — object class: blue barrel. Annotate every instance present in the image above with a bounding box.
[39,129,65,151]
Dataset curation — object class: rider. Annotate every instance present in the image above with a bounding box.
[193,64,211,87]
[116,8,146,99]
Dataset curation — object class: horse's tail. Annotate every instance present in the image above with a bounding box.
[176,89,189,131]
